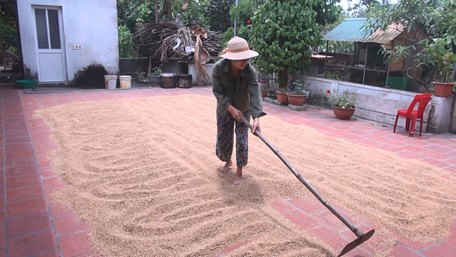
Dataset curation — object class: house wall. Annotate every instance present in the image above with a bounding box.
[17,0,118,82]
[299,76,455,134]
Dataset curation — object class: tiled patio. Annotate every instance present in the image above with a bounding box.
[1,85,455,257]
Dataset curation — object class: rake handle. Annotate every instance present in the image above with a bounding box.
[242,117,363,237]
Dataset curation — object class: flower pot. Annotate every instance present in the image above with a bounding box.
[276,91,288,105]
[177,74,192,88]
[16,79,37,89]
[149,75,161,87]
[433,82,454,97]
[286,93,308,106]
[332,106,355,120]
[160,73,176,88]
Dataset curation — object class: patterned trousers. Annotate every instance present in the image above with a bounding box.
[216,113,249,167]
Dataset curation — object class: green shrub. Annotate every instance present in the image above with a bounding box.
[119,24,135,58]
[72,64,108,88]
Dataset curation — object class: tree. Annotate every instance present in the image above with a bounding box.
[118,25,135,58]
[175,0,208,27]
[366,0,456,86]
[250,0,341,89]
[0,0,19,53]
[224,0,265,42]
[205,0,235,32]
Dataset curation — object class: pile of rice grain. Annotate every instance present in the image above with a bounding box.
[37,95,456,257]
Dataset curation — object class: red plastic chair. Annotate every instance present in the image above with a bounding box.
[393,93,432,136]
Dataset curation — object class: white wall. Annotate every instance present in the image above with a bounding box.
[300,76,454,134]
[17,0,119,81]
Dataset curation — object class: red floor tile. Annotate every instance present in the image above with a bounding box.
[48,200,77,218]
[40,167,57,178]
[6,175,40,190]
[270,199,294,214]
[4,135,31,145]
[42,177,65,195]
[7,185,43,203]
[317,210,353,232]
[8,230,57,257]
[422,242,456,257]
[59,232,94,257]
[7,213,52,238]
[7,198,47,217]
[54,213,91,236]
[5,165,38,178]
[35,249,59,257]
[5,157,36,168]
[288,197,325,215]
[2,86,456,257]
[282,209,321,231]
[308,226,349,250]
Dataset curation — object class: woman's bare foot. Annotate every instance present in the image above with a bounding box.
[217,160,233,174]
[233,175,243,185]
[234,166,243,185]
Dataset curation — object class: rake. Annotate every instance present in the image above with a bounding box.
[242,117,375,256]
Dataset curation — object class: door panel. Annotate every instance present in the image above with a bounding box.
[38,53,65,81]
[34,7,66,82]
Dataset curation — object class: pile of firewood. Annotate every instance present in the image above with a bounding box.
[133,22,222,64]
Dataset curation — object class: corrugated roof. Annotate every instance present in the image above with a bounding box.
[366,23,404,44]
[323,18,405,44]
[322,18,372,42]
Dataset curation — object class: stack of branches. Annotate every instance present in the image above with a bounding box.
[134,22,179,62]
[133,22,222,80]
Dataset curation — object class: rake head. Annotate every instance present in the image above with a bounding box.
[338,229,375,256]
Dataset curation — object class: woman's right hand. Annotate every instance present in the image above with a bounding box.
[227,105,243,121]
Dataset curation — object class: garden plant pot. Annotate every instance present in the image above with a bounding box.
[149,75,161,87]
[433,82,454,97]
[160,73,176,88]
[104,75,118,89]
[276,91,288,105]
[16,79,37,89]
[119,75,132,89]
[177,74,192,88]
[333,106,355,120]
[286,93,308,106]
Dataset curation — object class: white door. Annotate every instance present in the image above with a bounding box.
[34,7,67,82]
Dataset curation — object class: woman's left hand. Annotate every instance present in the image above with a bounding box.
[251,118,260,134]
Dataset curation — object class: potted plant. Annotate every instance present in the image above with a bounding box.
[286,81,310,106]
[417,39,455,97]
[326,89,357,120]
[250,0,338,93]
[275,87,288,105]
[258,73,273,97]
[149,67,161,87]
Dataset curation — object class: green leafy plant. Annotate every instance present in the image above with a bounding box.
[151,67,162,76]
[205,0,235,32]
[288,81,310,96]
[326,89,356,108]
[176,0,208,27]
[72,64,108,88]
[322,70,350,81]
[223,0,265,42]
[251,0,340,90]
[118,24,136,58]
[0,2,18,53]
[416,39,456,83]
[276,87,287,93]
[366,0,456,87]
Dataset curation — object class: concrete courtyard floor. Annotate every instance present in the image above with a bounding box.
[1,85,455,257]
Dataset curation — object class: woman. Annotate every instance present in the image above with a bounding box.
[212,36,266,185]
